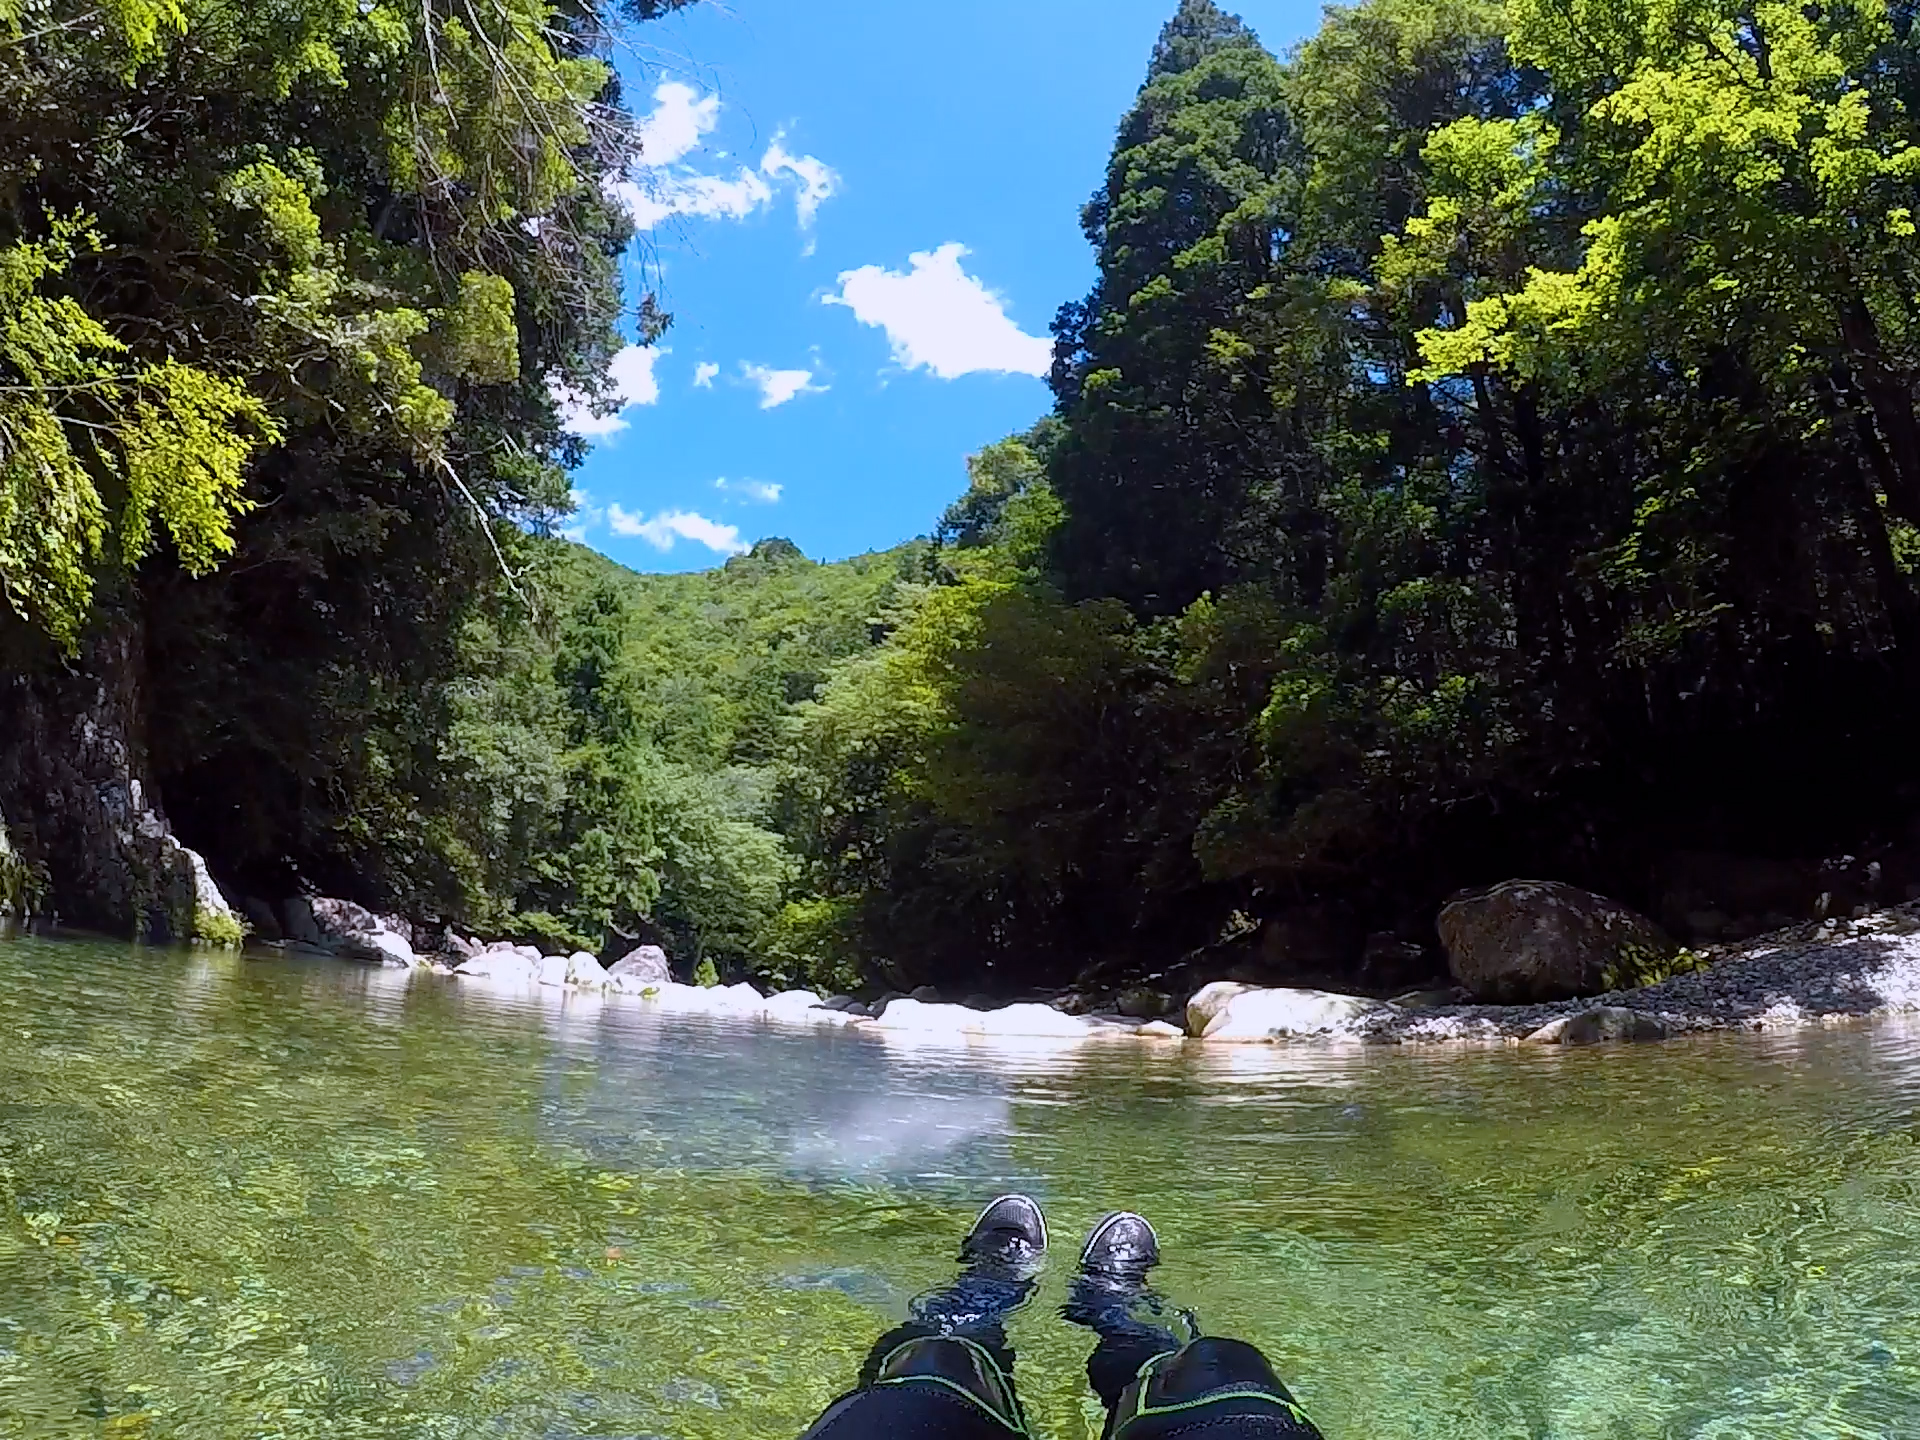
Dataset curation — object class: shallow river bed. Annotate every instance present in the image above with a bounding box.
[0,936,1916,1438]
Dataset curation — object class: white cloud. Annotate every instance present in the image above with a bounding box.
[761,136,839,233]
[561,487,603,542]
[607,505,748,555]
[616,169,772,231]
[742,361,825,409]
[556,345,664,437]
[635,81,719,166]
[825,243,1051,379]
[693,361,720,388]
[615,83,838,238]
[715,477,783,504]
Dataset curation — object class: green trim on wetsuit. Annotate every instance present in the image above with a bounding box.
[1110,1349,1316,1437]
[870,1335,1034,1437]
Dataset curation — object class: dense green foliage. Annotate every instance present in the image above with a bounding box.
[0,0,694,933]
[423,535,932,978]
[11,0,1920,996]
[755,0,1920,994]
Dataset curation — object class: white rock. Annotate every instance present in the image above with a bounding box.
[175,843,244,947]
[800,1007,870,1028]
[636,980,707,1011]
[760,989,825,1020]
[612,971,666,997]
[969,1002,1096,1038]
[869,998,1096,1040]
[455,949,539,984]
[867,998,979,1035]
[536,953,572,987]
[363,928,418,969]
[1186,981,1253,1036]
[606,944,671,985]
[628,979,765,1017]
[1201,987,1381,1042]
[1137,1019,1186,1039]
[565,951,611,988]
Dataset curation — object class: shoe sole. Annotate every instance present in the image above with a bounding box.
[1079,1209,1158,1267]
[969,1193,1048,1253]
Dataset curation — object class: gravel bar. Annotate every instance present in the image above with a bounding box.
[1367,906,1920,1043]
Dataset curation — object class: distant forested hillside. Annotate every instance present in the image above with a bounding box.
[415,535,935,986]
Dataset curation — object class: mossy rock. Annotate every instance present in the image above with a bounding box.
[1440,879,1680,1003]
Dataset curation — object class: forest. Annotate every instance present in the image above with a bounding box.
[6,0,1920,999]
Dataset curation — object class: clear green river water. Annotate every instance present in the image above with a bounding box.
[0,935,1917,1438]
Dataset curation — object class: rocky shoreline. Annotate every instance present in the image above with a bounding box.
[1367,906,1920,1044]
[374,904,1920,1050]
[223,884,1920,1048]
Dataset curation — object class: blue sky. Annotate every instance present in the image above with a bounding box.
[561,0,1318,570]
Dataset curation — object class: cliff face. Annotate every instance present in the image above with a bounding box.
[0,601,240,944]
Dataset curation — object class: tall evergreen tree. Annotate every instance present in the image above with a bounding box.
[1046,0,1300,615]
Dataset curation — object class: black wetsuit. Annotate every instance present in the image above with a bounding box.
[800,1324,1325,1440]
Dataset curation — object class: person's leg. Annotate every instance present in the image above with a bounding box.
[799,1195,1047,1440]
[1063,1212,1184,1431]
[1064,1212,1324,1440]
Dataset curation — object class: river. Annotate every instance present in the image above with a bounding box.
[0,935,1915,1437]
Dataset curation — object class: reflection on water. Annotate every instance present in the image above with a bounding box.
[2,936,1918,1438]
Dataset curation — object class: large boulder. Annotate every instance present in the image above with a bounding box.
[454,946,539,984]
[1439,880,1677,1003]
[760,989,827,1022]
[306,896,419,967]
[1185,981,1252,1036]
[607,943,671,985]
[241,896,283,942]
[636,980,766,1016]
[280,897,323,947]
[1200,987,1382,1042]
[565,951,610,988]
[869,998,1096,1040]
[970,1002,1096,1039]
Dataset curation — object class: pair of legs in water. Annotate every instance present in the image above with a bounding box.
[800,1197,1324,1440]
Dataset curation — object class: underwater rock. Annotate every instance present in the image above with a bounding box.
[1525,1006,1671,1045]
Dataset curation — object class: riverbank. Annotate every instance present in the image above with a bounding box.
[424,904,1920,1048]
[1370,905,1920,1044]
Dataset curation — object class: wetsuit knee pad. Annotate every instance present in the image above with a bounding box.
[801,1335,1030,1440]
[1110,1338,1322,1440]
